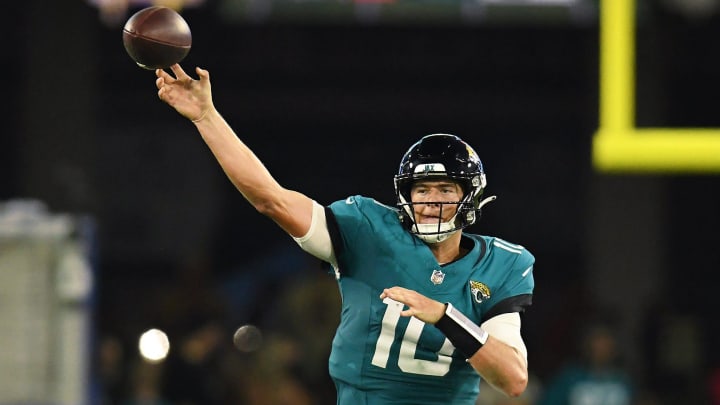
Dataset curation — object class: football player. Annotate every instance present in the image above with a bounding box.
[156,64,535,404]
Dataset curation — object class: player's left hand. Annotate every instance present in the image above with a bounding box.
[380,287,446,324]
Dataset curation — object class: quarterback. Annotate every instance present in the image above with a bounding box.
[155,64,535,404]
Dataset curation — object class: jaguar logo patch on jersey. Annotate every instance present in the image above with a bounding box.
[469,280,491,303]
[430,269,445,285]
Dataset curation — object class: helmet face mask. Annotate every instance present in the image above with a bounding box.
[394,134,489,243]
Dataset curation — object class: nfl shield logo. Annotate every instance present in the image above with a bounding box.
[430,269,445,285]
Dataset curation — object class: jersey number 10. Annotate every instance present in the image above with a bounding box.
[370,297,456,376]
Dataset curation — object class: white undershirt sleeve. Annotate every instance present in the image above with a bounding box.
[292,200,338,268]
[481,312,528,364]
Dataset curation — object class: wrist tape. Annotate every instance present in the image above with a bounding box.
[434,303,489,358]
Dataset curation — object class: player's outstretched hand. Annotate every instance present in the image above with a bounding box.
[380,287,446,324]
[156,64,214,123]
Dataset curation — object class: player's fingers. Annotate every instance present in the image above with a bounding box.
[382,287,412,303]
[156,69,176,85]
[170,63,191,80]
[387,286,411,297]
[157,83,171,99]
[157,80,176,100]
[400,309,415,317]
[196,67,210,82]
[380,288,398,300]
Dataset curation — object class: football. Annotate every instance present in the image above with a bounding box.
[233,325,263,353]
[122,6,192,70]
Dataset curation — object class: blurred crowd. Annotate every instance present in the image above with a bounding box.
[96,244,340,405]
[94,244,719,405]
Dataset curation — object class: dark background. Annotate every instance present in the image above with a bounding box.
[2,0,720,404]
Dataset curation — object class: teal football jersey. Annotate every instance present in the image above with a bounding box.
[326,196,535,405]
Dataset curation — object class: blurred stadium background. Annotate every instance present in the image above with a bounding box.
[1,0,719,404]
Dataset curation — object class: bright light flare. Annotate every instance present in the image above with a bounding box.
[138,328,170,363]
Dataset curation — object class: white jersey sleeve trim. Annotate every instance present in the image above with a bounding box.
[481,312,528,364]
[293,200,338,268]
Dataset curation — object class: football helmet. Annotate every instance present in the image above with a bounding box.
[394,133,496,243]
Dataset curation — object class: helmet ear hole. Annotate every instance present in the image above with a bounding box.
[465,211,476,223]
